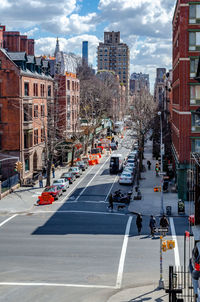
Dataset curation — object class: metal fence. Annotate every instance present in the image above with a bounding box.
[1,174,19,193]
[166,266,195,301]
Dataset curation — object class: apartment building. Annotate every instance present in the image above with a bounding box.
[172,0,200,200]
[97,31,130,99]
[0,49,53,181]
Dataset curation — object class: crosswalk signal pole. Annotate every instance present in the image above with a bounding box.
[159,235,165,289]
[158,111,164,215]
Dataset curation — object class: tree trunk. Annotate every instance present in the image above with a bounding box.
[71,146,75,167]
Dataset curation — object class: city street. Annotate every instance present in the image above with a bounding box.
[0,133,191,302]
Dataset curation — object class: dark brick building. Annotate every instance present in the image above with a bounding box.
[172,0,200,200]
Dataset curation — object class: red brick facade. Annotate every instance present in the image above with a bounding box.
[172,0,200,199]
[0,49,53,180]
[0,25,34,55]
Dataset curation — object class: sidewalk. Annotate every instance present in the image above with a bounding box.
[0,165,69,214]
[128,140,193,217]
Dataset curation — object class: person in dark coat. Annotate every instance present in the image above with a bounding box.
[160,214,169,236]
[149,215,156,237]
[108,193,114,211]
[136,213,142,235]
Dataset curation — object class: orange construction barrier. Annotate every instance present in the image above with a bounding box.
[38,192,54,205]
[89,159,96,165]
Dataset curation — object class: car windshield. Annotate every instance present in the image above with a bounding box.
[44,187,56,192]
[122,173,131,177]
[54,179,64,183]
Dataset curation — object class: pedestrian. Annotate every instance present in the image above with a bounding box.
[147,160,151,170]
[52,164,55,178]
[42,166,47,178]
[149,215,156,237]
[136,213,142,235]
[116,141,118,148]
[160,214,169,236]
[38,173,43,188]
[108,193,114,211]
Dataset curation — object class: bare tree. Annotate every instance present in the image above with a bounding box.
[129,90,156,175]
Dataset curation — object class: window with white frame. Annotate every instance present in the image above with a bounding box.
[189,5,200,24]
[190,86,200,104]
[190,58,199,77]
[189,32,200,51]
[192,112,200,127]
[192,139,200,152]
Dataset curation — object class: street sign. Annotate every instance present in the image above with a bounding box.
[154,228,168,233]
[159,172,166,176]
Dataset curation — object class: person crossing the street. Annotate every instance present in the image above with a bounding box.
[108,193,114,211]
[149,215,156,237]
[136,213,142,235]
[159,214,169,236]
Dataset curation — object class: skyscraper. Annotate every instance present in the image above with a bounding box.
[97,31,130,96]
[82,41,88,65]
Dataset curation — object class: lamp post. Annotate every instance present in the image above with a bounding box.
[158,111,164,216]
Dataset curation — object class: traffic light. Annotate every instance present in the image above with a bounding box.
[162,240,167,252]
[155,162,160,172]
[14,161,23,172]
[167,240,175,250]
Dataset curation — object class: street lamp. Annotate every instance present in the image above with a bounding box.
[158,111,164,290]
[158,111,164,216]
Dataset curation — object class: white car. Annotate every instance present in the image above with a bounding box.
[119,172,133,185]
[52,178,69,191]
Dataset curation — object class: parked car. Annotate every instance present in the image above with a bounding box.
[69,166,82,177]
[60,172,76,184]
[43,185,63,200]
[52,178,69,192]
[82,157,89,168]
[119,172,134,185]
[75,161,87,171]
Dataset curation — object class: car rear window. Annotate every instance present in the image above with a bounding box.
[122,173,131,177]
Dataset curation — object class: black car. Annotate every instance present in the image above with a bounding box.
[60,172,76,184]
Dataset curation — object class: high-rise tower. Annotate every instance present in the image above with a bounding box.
[54,37,60,57]
[97,31,130,96]
[82,41,88,65]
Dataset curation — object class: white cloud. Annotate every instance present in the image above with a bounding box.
[35,35,100,67]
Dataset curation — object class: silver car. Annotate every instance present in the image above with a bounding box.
[52,178,69,191]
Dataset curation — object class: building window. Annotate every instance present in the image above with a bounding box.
[40,84,45,97]
[34,105,38,118]
[41,128,45,142]
[189,4,200,24]
[67,80,70,90]
[34,129,38,145]
[189,32,200,51]
[41,104,45,117]
[24,82,29,96]
[190,58,199,77]
[33,83,38,96]
[0,60,1,69]
[0,133,2,150]
[192,112,200,127]
[192,139,200,152]
[48,85,51,97]
[24,104,32,122]
[67,95,70,110]
[25,158,29,171]
[72,81,75,91]
[190,86,200,105]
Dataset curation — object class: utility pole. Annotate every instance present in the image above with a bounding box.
[158,111,164,215]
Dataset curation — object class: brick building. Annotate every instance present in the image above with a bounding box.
[55,72,80,136]
[0,49,53,182]
[0,25,34,55]
[172,0,200,200]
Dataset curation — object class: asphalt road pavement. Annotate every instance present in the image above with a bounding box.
[0,132,192,302]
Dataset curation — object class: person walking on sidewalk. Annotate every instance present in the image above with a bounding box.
[52,164,55,178]
[38,173,43,188]
[149,215,156,237]
[160,214,169,236]
[136,213,142,235]
[108,193,114,211]
[147,160,151,170]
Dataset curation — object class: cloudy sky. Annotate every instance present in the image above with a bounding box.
[1,0,176,91]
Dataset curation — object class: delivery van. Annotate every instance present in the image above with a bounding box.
[110,154,124,174]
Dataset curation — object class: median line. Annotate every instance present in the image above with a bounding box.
[0,214,18,228]
[0,282,115,289]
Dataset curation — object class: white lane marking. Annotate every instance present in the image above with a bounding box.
[0,282,115,289]
[105,175,119,202]
[58,165,96,203]
[169,217,180,267]
[29,210,125,216]
[0,215,18,228]
[116,216,133,289]
[54,200,107,204]
[74,156,111,202]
